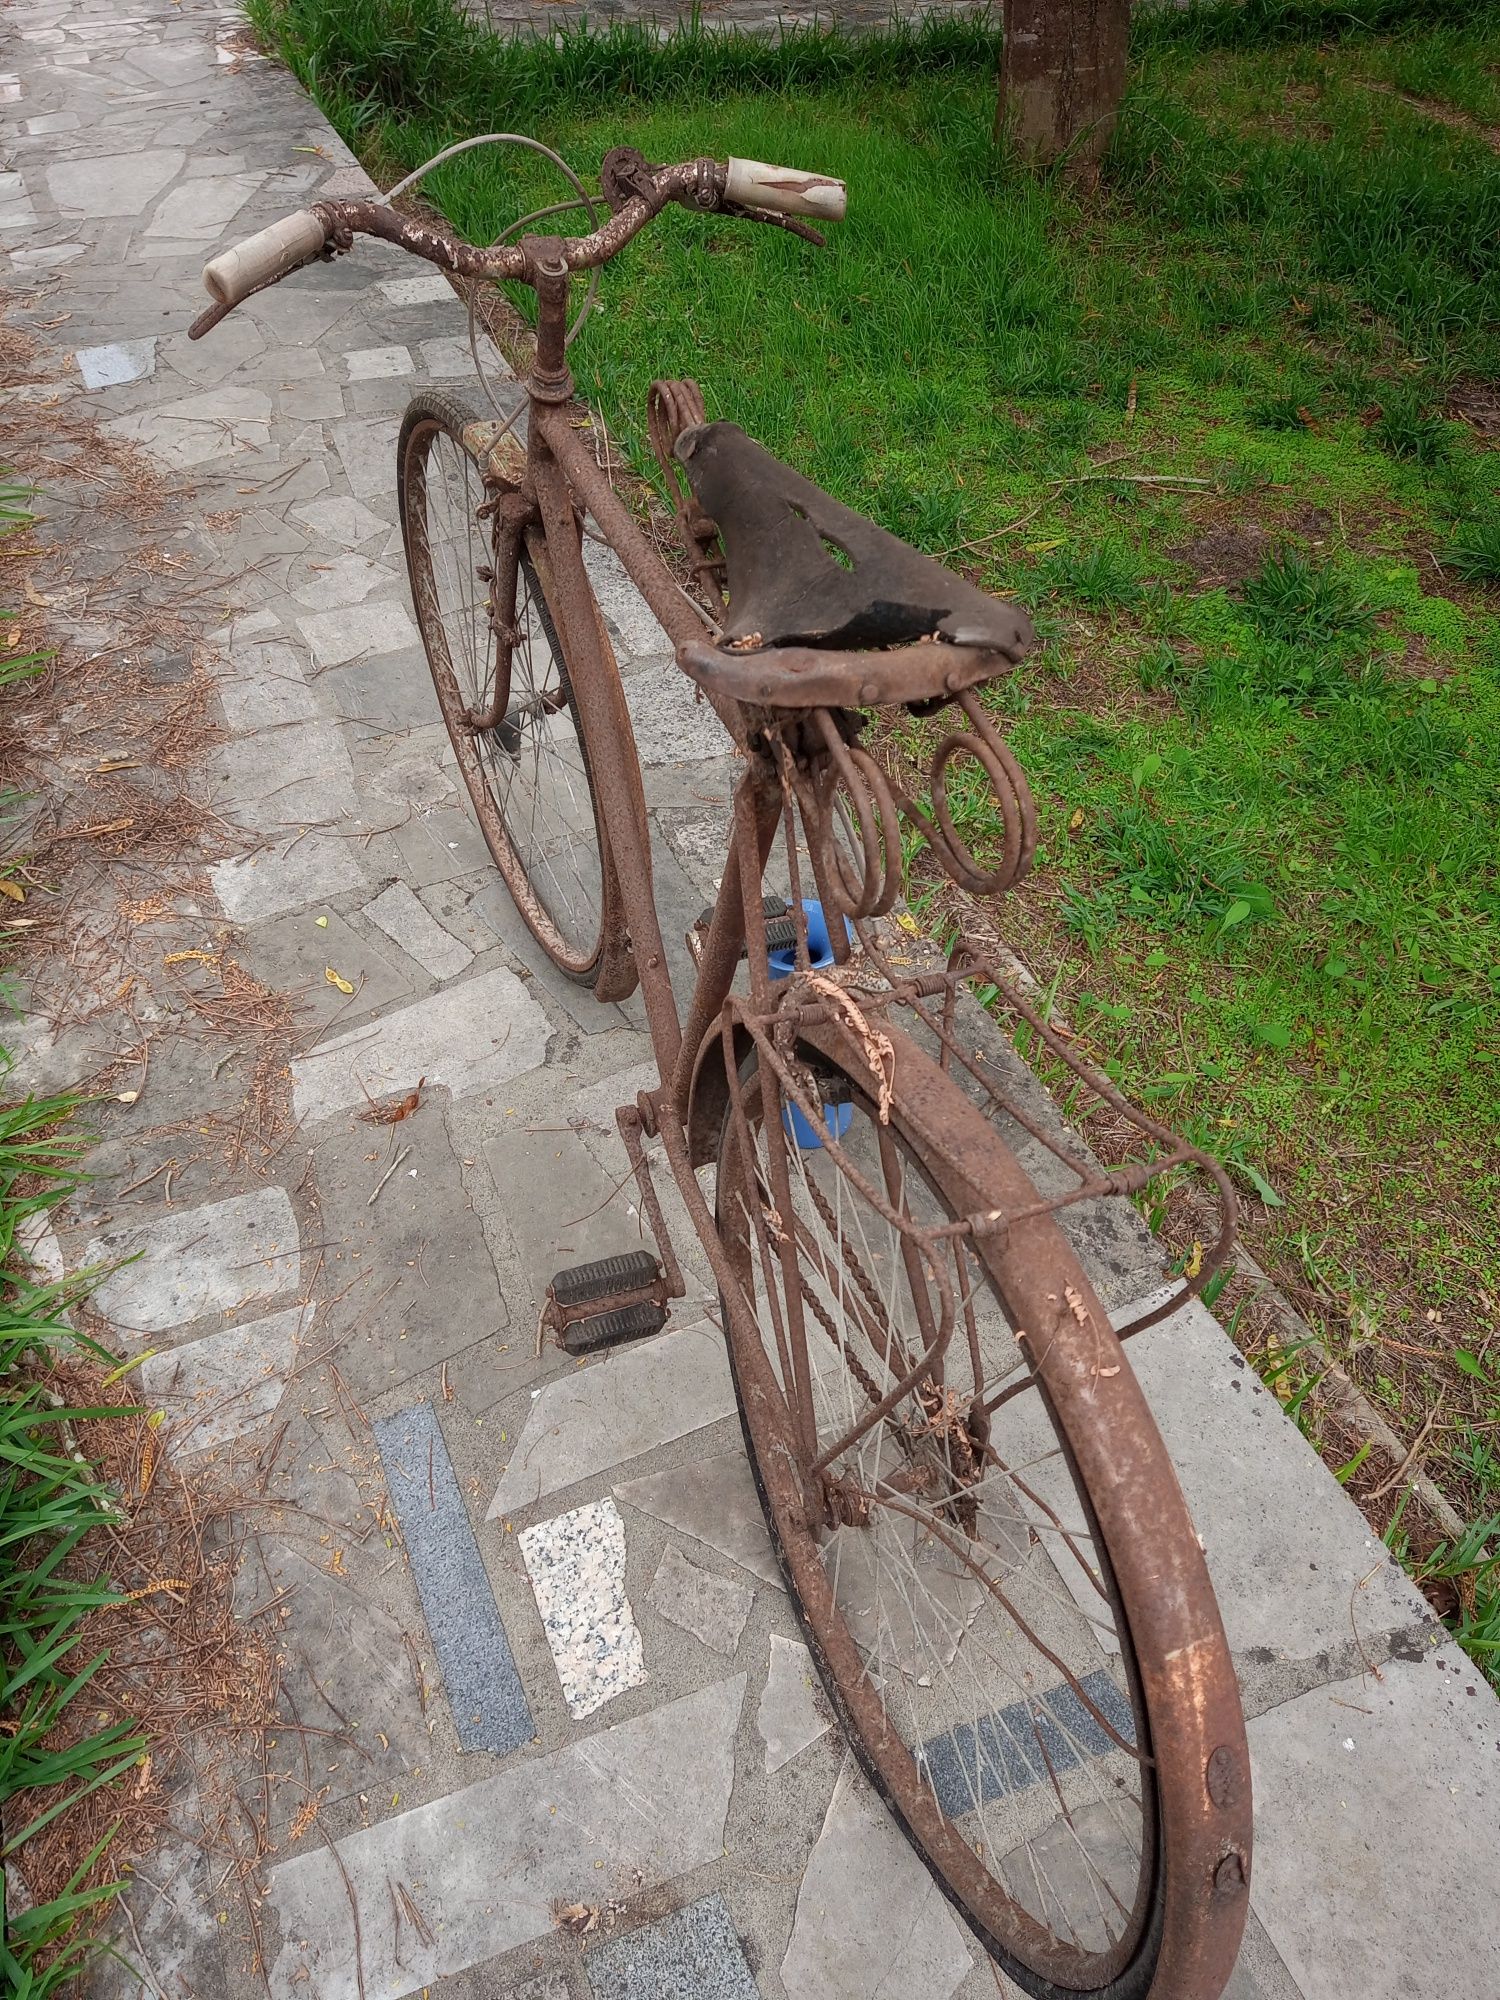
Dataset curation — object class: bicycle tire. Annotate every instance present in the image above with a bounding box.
[398,387,620,986]
[711,1022,1249,2000]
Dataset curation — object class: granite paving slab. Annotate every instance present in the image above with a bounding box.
[264,1674,746,1999]
[780,1759,973,2000]
[614,1450,784,1588]
[582,1893,760,2000]
[374,1400,536,1755]
[83,1185,300,1335]
[756,1633,832,1775]
[290,965,551,1120]
[139,1302,310,1455]
[519,1496,647,1719]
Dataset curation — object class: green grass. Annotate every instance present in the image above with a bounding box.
[1,483,139,1995]
[0,1083,139,1999]
[250,0,1500,1666]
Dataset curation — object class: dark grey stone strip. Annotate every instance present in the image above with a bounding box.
[373,1399,535,1755]
[917,1666,1136,1817]
[582,1893,760,1999]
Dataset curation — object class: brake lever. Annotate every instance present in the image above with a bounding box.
[722,201,826,249]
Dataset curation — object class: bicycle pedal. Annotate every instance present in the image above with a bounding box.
[545,1250,670,1356]
[561,1300,668,1357]
[549,1248,659,1309]
[806,1065,854,1106]
[693,894,794,957]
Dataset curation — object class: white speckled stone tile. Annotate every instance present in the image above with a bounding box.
[519,1496,645,1719]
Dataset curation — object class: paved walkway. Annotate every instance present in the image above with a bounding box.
[4,3,1499,1998]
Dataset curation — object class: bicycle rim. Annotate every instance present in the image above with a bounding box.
[399,390,610,982]
[715,1040,1171,2000]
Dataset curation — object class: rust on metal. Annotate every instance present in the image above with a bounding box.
[199,153,1252,2000]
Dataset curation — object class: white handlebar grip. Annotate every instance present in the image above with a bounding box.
[725,158,847,223]
[202,211,328,306]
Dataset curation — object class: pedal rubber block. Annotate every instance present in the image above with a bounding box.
[549,1248,660,1311]
[561,1301,669,1356]
[695,893,790,950]
[811,1068,854,1107]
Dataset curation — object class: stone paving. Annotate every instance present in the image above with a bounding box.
[4,3,1500,1998]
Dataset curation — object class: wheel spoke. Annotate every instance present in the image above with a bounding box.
[403,405,608,978]
[717,1050,1160,1989]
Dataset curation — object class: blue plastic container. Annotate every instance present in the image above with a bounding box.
[768,899,856,1150]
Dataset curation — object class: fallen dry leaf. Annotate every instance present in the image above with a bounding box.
[0,880,25,904]
[362,1076,425,1126]
[555,1903,598,1936]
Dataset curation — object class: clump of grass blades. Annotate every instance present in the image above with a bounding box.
[1195,637,1371,711]
[1371,391,1455,465]
[1445,516,1500,583]
[1032,542,1142,609]
[0,1084,141,1998]
[1241,548,1376,647]
[1413,1516,1500,1667]
[1246,390,1315,433]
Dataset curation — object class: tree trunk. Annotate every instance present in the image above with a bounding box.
[997,0,1132,177]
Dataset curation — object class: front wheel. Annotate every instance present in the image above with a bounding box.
[712,1024,1250,2000]
[398,388,622,986]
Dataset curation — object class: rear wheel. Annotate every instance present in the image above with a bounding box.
[713,1031,1248,2000]
[398,388,618,984]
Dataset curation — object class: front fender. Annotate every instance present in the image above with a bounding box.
[684,1013,756,1169]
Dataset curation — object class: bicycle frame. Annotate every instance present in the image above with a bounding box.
[193,175,1253,2000]
[476,238,1245,1337]
[490,251,784,1128]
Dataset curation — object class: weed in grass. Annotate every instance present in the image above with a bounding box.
[1247,390,1315,432]
[1415,1517,1500,1662]
[1032,542,1142,610]
[1241,548,1377,647]
[1060,882,1122,952]
[1197,637,1370,711]
[1445,516,1500,583]
[1296,285,1354,337]
[1371,390,1456,465]
[1211,459,1274,498]
[1085,800,1275,932]
[1134,642,1189,693]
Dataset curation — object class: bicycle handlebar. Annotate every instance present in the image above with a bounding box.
[202,209,330,304]
[196,153,846,319]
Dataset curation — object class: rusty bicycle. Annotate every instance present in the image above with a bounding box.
[193,145,1251,2000]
